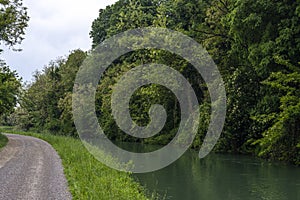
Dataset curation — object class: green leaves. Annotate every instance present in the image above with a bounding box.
[90,0,158,47]
[18,50,87,135]
[253,61,300,164]
[0,0,28,122]
[11,0,300,165]
[0,0,29,49]
[0,62,21,116]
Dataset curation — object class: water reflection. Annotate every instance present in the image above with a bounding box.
[121,143,300,200]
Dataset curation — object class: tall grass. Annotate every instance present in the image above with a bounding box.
[0,126,149,200]
[0,133,8,149]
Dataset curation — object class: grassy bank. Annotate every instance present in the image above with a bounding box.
[0,126,150,200]
[0,133,8,150]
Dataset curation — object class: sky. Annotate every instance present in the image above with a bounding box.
[1,0,118,83]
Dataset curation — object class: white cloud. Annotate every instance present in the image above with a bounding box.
[1,0,118,82]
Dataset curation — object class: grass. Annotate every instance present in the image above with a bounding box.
[0,132,8,150]
[0,126,150,200]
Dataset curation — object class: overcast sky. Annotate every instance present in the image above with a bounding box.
[2,0,118,83]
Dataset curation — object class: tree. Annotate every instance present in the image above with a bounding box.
[252,59,300,165]
[90,0,158,47]
[0,62,21,116]
[58,50,87,135]
[0,0,28,121]
[19,50,87,135]
[0,0,29,50]
[13,0,300,165]
[20,61,63,132]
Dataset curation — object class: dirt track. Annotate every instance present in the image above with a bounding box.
[0,134,72,200]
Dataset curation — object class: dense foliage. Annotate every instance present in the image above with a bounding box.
[13,50,87,135]
[10,0,300,165]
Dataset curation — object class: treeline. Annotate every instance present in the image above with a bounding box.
[3,50,87,136]
[3,0,300,165]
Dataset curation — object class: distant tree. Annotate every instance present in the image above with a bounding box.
[19,50,87,135]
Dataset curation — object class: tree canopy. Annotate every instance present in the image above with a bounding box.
[12,0,300,165]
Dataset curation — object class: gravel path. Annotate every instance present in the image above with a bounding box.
[0,134,72,200]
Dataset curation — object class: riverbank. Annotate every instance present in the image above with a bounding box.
[0,126,151,200]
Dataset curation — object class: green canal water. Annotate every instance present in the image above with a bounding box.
[130,147,300,200]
